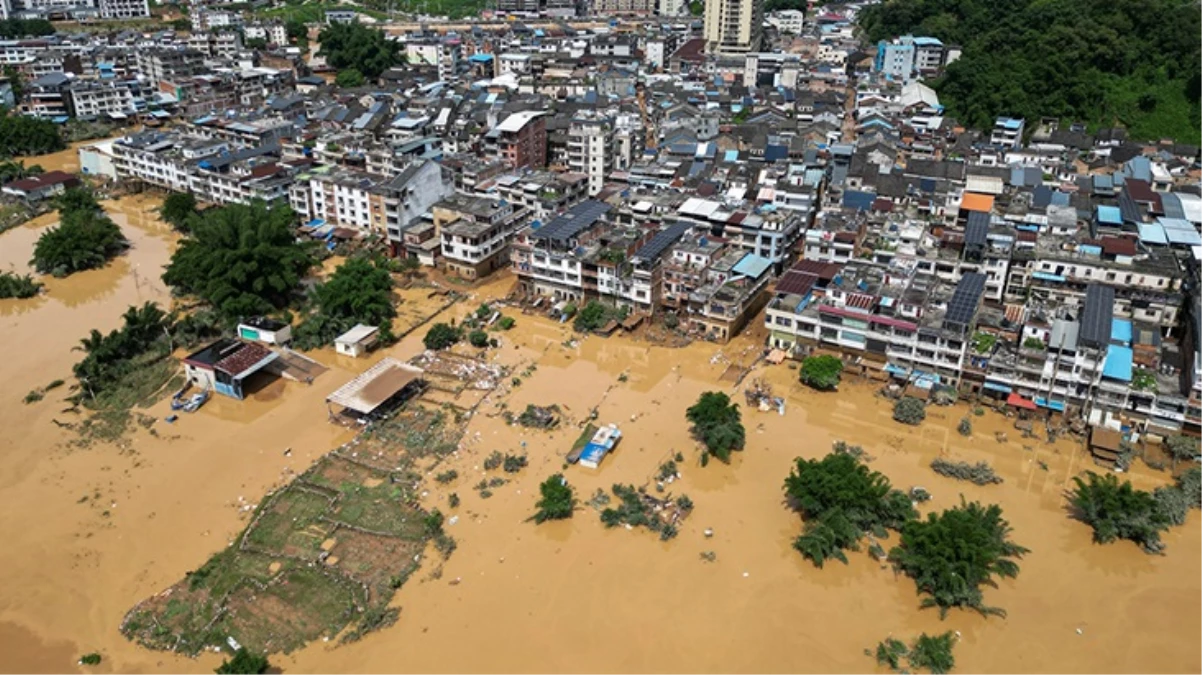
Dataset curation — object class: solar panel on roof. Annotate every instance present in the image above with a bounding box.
[1079,284,1115,348]
[944,273,985,328]
[534,200,611,242]
[633,222,689,263]
[965,212,989,246]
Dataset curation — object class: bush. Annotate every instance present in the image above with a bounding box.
[214,648,269,674]
[502,454,528,473]
[800,354,843,391]
[1070,471,1170,554]
[0,271,42,299]
[448,492,460,508]
[784,451,916,567]
[929,458,1002,486]
[957,417,972,436]
[573,300,612,332]
[893,396,926,425]
[468,329,489,348]
[33,191,128,277]
[532,474,575,523]
[498,315,516,330]
[685,391,745,463]
[908,632,956,674]
[1163,435,1198,469]
[874,638,908,670]
[423,323,461,350]
[435,469,458,484]
[889,499,1028,617]
[79,653,102,666]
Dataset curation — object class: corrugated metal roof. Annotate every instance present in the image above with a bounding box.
[1079,284,1115,348]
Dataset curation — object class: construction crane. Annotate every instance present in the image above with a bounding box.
[636,80,656,151]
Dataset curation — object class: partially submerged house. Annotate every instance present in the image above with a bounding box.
[237,317,292,345]
[334,324,380,358]
[324,357,425,420]
[183,339,279,400]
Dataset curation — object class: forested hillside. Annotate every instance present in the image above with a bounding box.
[858,0,1201,143]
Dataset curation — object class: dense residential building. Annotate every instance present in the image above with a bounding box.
[703,0,764,54]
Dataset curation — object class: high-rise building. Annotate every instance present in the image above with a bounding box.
[703,0,763,54]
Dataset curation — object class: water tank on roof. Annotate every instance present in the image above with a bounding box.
[699,237,708,247]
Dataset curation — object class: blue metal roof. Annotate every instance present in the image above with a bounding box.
[842,190,875,211]
[1102,345,1134,382]
[1138,221,1168,245]
[468,53,493,62]
[1097,205,1122,225]
[732,253,772,279]
[1111,318,1132,346]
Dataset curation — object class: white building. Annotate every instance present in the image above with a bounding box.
[567,114,613,196]
[703,0,764,53]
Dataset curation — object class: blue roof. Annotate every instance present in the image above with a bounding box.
[732,253,772,279]
[1102,345,1134,382]
[1097,205,1122,225]
[1123,156,1152,182]
[1138,221,1168,245]
[1111,318,1132,346]
[912,36,943,46]
[842,190,876,211]
[1159,217,1202,246]
[998,117,1024,130]
[724,149,739,162]
[468,53,493,62]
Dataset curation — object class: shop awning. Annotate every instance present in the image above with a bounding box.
[1007,393,1038,410]
[1035,397,1066,412]
[983,381,1012,393]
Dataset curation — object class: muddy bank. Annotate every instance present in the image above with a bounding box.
[0,236,1197,675]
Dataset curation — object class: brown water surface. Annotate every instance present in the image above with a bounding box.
[0,169,1197,673]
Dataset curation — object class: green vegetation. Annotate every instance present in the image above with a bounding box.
[78,653,102,666]
[892,396,926,425]
[294,255,396,349]
[169,18,190,32]
[971,331,997,355]
[498,315,516,330]
[890,499,1028,617]
[930,458,1002,485]
[800,354,843,391]
[467,329,489,348]
[32,188,128,277]
[244,37,268,50]
[159,191,198,231]
[318,22,400,79]
[214,648,269,674]
[1131,368,1158,393]
[162,202,315,319]
[423,322,461,350]
[599,484,690,540]
[0,114,65,157]
[0,159,43,183]
[0,270,42,299]
[532,474,575,523]
[1071,471,1164,552]
[335,68,366,88]
[874,637,908,670]
[73,302,172,403]
[1163,435,1198,469]
[685,391,745,463]
[859,0,1201,143]
[1022,337,1046,350]
[0,18,55,38]
[957,417,972,437]
[573,300,626,333]
[784,448,916,567]
[909,632,957,674]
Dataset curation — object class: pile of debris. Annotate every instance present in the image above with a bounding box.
[744,378,785,414]
[515,403,561,429]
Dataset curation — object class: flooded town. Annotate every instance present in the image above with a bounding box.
[0,0,1200,673]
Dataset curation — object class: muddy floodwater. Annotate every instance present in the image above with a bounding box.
[0,149,1198,673]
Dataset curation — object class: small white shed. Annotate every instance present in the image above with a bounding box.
[237,317,292,345]
[335,324,380,358]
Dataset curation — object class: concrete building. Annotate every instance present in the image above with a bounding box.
[990,117,1026,149]
[567,113,613,196]
[703,0,763,54]
[488,110,547,170]
[433,193,529,279]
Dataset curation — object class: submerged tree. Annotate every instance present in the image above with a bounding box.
[893,396,927,425]
[162,202,315,319]
[32,193,128,277]
[423,322,461,350]
[1069,471,1170,554]
[294,255,396,349]
[160,191,199,231]
[685,391,745,463]
[532,474,575,523]
[784,451,916,567]
[889,498,1028,617]
[214,648,269,674]
[800,354,844,391]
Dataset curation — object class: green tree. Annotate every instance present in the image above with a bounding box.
[468,329,489,348]
[532,473,575,523]
[685,391,745,463]
[169,18,191,32]
[162,202,315,319]
[1069,471,1170,554]
[285,18,308,47]
[294,255,396,349]
[889,499,1028,617]
[159,191,198,231]
[800,354,843,391]
[423,322,460,350]
[784,451,916,567]
[0,18,55,38]
[908,632,956,674]
[317,22,400,79]
[1163,435,1198,470]
[573,300,611,333]
[214,648,269,674]
[0,271,42,298]
[0,114,65,157]
[73,302,173,400]
[32,197,128,277]
[335,67,366,88]
[0,159,42,183]
[893,396,926,425]
[244,37,268,50]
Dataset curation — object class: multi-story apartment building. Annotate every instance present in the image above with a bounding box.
[567,114,613,196]
[433,193,529,279]
[484,170,588,223]
[511,200,613,303]
[704,0,763,54]
[405,39,461,82]
[674,196,808,266]
[487,110,547,170]
[990,117,1025,149]
[68,79,144,119]
[593,0,654,15]
[136,49,207,85]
